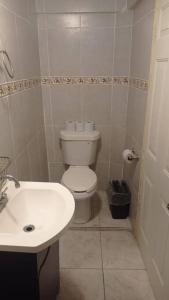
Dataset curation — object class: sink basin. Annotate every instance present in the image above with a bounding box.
[0,181,75,253]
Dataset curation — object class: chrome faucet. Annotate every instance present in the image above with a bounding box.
[0,175,20,204]
[0,175,20,189]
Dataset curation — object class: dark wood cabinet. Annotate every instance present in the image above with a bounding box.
[0,241,60,300]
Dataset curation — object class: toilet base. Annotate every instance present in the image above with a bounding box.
[74,197,91,224]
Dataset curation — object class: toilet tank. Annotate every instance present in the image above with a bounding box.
[60,130,100,166]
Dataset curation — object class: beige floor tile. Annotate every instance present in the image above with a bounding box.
[58,269,104,300]
[60,230,102,268]
[104,270,155,300]
[101,231,145,269]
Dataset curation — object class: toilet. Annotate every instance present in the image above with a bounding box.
[60,129,100,224]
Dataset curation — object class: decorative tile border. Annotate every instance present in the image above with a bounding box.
[41,76,148,90]
[0,78,41,98]
[130,77,148,91]
[41,76,129,86]
[0,76,148,98]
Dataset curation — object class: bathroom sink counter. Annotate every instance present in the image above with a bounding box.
[0,181,75,253]
[0,181,75,300]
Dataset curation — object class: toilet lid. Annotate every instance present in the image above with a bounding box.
[62,166,97,193]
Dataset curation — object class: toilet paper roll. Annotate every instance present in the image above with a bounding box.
[75,121,84,131]
[65,120,75,131]
[122,149,134,164]
[84,121,95,131]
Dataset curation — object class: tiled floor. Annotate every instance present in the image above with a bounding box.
[59,230,155,300]
[58,192,155,300]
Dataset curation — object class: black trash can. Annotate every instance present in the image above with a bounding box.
[108,180,131,219]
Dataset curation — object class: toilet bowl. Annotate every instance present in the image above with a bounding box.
[61,166,97,223]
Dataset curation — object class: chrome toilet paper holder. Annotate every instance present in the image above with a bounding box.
[128,149,139,162]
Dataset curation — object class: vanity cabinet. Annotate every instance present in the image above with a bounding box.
[0,241,60,300]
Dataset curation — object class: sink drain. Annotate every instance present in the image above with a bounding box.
[23,225,35,233]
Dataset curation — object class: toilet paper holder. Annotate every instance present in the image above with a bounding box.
[128,149,139,162]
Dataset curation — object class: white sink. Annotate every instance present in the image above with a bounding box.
[0,181,75,253]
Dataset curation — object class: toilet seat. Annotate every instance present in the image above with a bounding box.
[61,166,97,193]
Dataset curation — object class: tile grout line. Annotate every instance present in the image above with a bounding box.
[69,226,132,231]
[59,267,146,270]
[99,230,106,300]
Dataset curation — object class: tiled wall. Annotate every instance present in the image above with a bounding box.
[0,1,48,181]
[36,0,133,189]
[124,0,155,228]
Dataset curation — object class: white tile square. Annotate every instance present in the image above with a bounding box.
[80,28,114,75]
[101,231,145,269]
[79,0,116,13]
[60,230,102,268]
[48,28,80,76]
[50,85,81,126]
[81,85,112,126]
[58,269,104,300]
[81,13,115,28]
[113,26,132,76]
[104,270,155,300]
[47,14,80,29]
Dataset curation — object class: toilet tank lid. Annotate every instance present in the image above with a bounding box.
[60,130,100,141]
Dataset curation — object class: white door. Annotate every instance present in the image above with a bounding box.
[139,1,169,299]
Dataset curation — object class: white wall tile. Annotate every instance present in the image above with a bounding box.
[81,85,112,126]
[110,126,126,164]
[8,92,36,156]
[48,162,65,182]
[114,26,132,76]
[131,11,154,79]
[112,86,128,128]
[48,28,80,76]
[38,29,49,76]
[16,18,40,78]
[37,128,48,181]
[0,98,14,158]
[116,10,133,27]
[95,161,109,190]
[81,13,115,28]
[133,0,155,24]
[0,5,21,80]
[79,0,117,12]
[109,162,123,180]
[96,126,111,163]
[80,28,114,75]
[35,0,44,13]
[43,0,80,13]
[0,0,30,19]
[0,0,48,183]
[16,148,31,181]
[27,135,41,181]
[50,85,81,126]
[47,14,81,29]
[42,86,52,125]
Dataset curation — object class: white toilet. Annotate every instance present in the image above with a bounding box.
[60,129,100,224]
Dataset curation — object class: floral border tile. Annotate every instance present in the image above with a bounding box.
[0,76,148,98]
[130,78,148,91]
[0,78,41,98]
[41,76,148,90]
[41,76,113,85]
